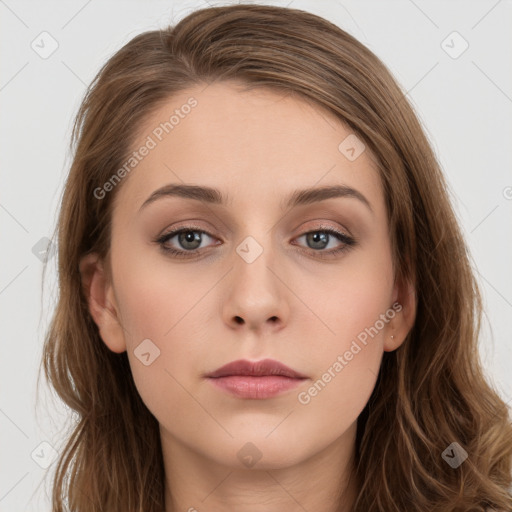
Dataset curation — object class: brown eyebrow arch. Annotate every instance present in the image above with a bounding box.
[138,183,373,214]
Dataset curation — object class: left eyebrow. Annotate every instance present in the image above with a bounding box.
[138,183,373,215]
[283,184,373,214]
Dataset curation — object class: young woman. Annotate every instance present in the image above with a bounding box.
[40,3,512,511]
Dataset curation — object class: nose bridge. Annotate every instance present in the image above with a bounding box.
[230,196,280,271]
[233,230,278,295]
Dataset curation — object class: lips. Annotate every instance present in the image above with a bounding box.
[205,359,309,399]
[206,358,308,379]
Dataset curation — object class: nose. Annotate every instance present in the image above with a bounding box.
[222,241,289,334]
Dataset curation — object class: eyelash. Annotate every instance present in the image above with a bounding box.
[154,224,357,260]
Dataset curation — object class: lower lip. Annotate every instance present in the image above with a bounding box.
[207,375,306,399]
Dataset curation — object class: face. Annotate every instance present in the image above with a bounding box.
[81,81,414,471]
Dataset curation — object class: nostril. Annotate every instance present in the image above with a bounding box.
[234,316,244,324]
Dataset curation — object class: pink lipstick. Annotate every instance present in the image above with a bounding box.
[205,358,308,399]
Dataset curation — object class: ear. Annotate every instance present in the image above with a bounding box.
[384,273,416,352]
[79,252,126,353]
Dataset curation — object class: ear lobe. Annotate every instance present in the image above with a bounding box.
[384,276,417,352]
[79,252,127,353]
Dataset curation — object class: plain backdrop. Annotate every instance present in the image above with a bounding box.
[1,0,511,510]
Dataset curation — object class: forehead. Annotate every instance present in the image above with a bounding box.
[112,81,382,218]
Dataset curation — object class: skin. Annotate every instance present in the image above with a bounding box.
[80,81,416,512]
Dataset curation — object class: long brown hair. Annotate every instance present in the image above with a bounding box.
[40,4,512,511]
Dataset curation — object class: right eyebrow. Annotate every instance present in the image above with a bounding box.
[138,184,226,213]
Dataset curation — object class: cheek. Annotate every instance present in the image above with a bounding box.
[290,270,392,448]
[299,244,394,348]
[116,276,202,428]
[292,246,394,405]
[113,241,221,346]
[111,251,218,417]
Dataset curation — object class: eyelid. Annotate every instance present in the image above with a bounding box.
[295,220,353,239]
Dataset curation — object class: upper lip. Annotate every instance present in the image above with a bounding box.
[206,358,308,379]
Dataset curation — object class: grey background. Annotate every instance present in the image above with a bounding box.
[1,0,511,509]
